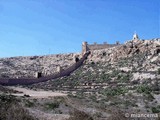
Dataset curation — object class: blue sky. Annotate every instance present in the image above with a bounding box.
[0,0,159,57]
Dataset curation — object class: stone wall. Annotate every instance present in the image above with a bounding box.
[0,53,78,78]
[82,42,120,54]
[0,52,90,85]
[87,44,118,51]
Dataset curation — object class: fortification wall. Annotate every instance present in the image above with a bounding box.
[60,52,88,76]
[87,44,118,51]
[0,52,90,85]
[0,53,77,79]
[82,41,120,54]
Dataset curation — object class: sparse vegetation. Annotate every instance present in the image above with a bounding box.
[151,105,160,113]
[25,100,35,107]
[0,94,36,120]
[67,109,93,120]
[101,87,128,96]
[45,101,60,110]
[117,73,131,82]
[0,38,159,119]
[136,85,152,94]
[108,110,127,120]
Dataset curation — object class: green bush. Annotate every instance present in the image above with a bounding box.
[136,85,152,94]
[75,92,84,99]
[110,70,120,77]
[91,61,95,65]
[101,87,128,96]
[151,106,160,113]
[117,74,130,82]
[45,101,60,110]
[89,95,97,102]
[100,74,110,82]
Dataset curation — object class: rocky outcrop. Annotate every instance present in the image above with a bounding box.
[87,39,160,63]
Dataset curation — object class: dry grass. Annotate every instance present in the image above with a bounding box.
[108,110,127,120]
[0,94,36,120]
[67,109,93,120]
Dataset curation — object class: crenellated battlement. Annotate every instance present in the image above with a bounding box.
[82,41,120,55]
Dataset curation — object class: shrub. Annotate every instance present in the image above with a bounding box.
[67,92,74,97]
[100,74,110,82]
[89,95,97,102]
[101,87,128,96]
[0,94,36,120]
[91,61,95,65]
[75,92,84,99]
[67,109,93,120]
[136,85,152,94]
[110,70,120,77]
[45,101,60,110]
[151,106,160,113]
[25,100,35,107]
[117,74,130,82]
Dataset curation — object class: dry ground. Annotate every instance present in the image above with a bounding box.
[8,86,67,98]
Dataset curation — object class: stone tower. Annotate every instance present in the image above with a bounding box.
[57,66,62,73]
[133,32,139,40]
[82,42,88,55]
[35,72,42,78]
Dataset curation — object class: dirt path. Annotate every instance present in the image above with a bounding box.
[5,87,70,120]
[8,86,67,98]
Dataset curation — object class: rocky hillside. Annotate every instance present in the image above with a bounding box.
[89,38,160,63]
[24,38,160,119]
[0,38,160,119]
[0,38,159,79]
[0,53,80,78]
